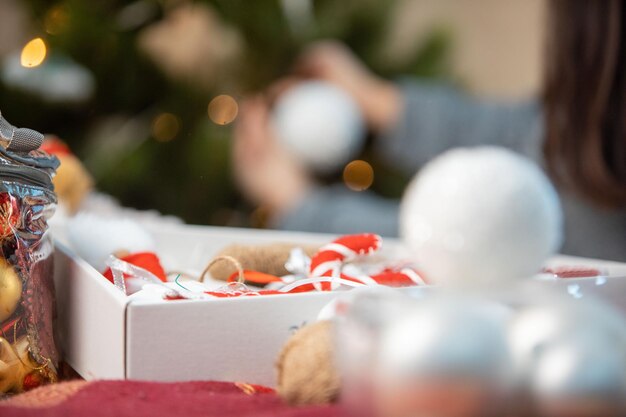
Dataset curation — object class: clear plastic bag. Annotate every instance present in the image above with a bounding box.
[0,113,59,394]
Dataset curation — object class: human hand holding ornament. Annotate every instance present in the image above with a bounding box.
[293,41,402,133]
[272,81,366,175]
[232,96,314,217]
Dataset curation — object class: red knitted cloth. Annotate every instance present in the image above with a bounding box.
[0,380,340,417]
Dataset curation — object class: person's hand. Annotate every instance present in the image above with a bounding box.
[293,41,402,133]
[232,96,314,217]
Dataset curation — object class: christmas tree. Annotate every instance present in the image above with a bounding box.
[0,0,450,226]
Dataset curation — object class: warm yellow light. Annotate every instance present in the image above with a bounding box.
[152,113,180,142]
[343,160,374,192]
[208,95,238,125]
[21,38,47,68]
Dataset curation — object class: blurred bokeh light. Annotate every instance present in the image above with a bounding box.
[20,38,47,68]
[152,113,180,142]
[343,160,374,191]
[44,5,70,35]
[208,95,238,126]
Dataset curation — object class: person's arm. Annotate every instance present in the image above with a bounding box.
[291,42,543,172]
[273,184,400,237]
[376,80,543,173]
[232,97,400,236]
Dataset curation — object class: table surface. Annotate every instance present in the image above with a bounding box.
[0,380,340,417]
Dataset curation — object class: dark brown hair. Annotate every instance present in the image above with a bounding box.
[543,0,626,208]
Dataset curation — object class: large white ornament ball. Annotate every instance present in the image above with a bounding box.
[508,298,626,379]
[530,334,626,416]
[378,295,513,382]
[273,81,365,174]
[374,295,514,417]
[400,146,562,286]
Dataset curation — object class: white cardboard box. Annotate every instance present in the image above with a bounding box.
[52,224,626,385]
[52,225,390,385]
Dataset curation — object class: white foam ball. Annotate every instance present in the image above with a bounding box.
[378,295,513,382]
[67,213,156,272]
[273,81,365,174]
[508,298,626,379]
[373,295,514,417]
[531,334,626,412]
[400,146,562,286]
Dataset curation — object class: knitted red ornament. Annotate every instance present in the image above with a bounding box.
[103,252,167,283]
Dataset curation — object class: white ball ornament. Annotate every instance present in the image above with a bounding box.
[67,213,156,272]
[377,296,512,381]
[273,81,365,174]
[374,295,514,417]
[400,146,563,286]
[508,298,626,381]
[530,334,626,416]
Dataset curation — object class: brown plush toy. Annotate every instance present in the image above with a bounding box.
[276,320,340,406]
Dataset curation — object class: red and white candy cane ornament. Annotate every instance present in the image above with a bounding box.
[223,234,427,294]
[309,233,382,291]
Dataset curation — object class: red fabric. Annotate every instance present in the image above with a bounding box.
[102,252,167,283]
[0,380,340,417]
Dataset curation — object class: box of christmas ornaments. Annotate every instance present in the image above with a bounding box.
[51,219,626,391]
[47,144,626,416]
[51,223,418,386]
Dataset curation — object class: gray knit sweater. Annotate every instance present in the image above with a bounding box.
[275,81,626,262]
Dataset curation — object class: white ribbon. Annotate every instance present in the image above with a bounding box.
[106,255,170,296]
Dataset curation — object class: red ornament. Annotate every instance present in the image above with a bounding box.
[369,268,428,287]
[542,266,603,279]
[103,252,167,283]
[22,372,43,391]
[309,233,382,291]
[40,137,72,157]
[227,270,283,285]
[197,234,427,298]
[310,233,382,277]
[0,193,20,241]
